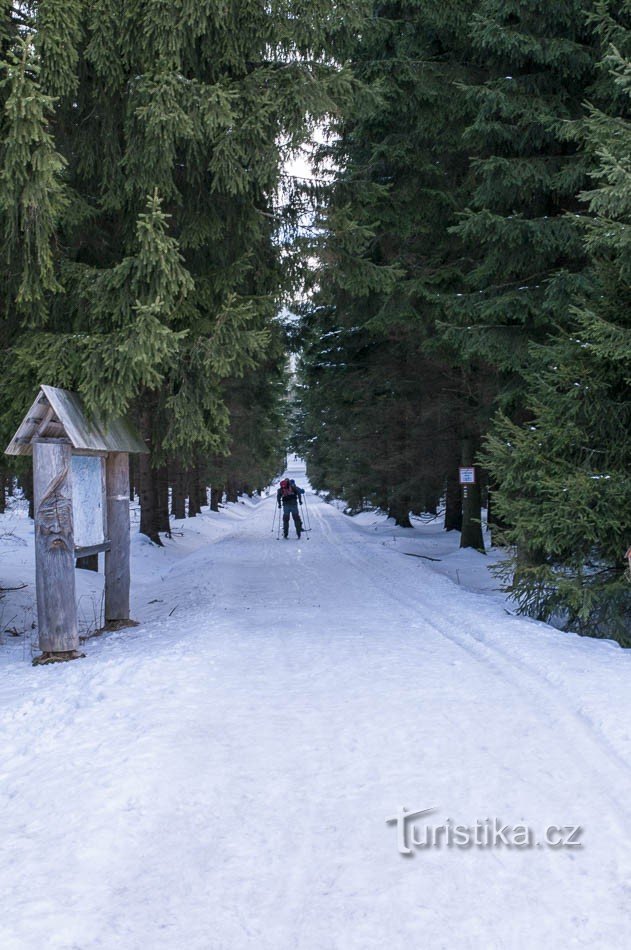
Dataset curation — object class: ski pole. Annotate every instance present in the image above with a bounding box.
[272,505,277,534]
[303,494,312,532]
[299,496,310,536]
[301,504,309,540]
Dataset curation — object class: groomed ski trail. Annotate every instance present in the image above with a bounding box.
[1,460,630,950]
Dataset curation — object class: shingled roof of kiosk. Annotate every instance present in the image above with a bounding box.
[5,385,148,456]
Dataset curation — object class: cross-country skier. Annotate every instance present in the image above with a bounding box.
[277,478,304,539]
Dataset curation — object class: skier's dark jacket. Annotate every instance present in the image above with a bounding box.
[277,481,304,508]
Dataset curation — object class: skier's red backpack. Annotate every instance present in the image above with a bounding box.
[280,478,293,498]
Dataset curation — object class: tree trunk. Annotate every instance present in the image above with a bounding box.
[225,478,238,503]
[171,464,186,518]
[128,454,136,502]
[459,438,485,552]
[21,466,34,520]
[444,470,462,532]
[156,465,170,536]
[424,485,441,516]
[197,464,208,510]
[186,469,200,517]
[138,437,162,544]
[105,452,131,622]
[388,496,412,528]
[137,406,164,545]
[210,486,221,512]
[487,477,508,545]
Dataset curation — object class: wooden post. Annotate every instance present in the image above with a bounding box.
[33,439,79,655]
[105,452,131,622]
[459,437,485,552]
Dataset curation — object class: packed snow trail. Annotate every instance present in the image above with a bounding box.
[1,460,630,950]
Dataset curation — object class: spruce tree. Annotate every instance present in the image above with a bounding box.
[299,1,482,531]
[0,1,365,538]
[448,0,600,385]
[0,34,66,321]
[483,2,631,643]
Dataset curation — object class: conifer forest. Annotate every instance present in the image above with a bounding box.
[1,0,629,644]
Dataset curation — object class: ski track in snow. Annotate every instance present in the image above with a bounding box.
[312,501,631,822]
[1,460,630,950]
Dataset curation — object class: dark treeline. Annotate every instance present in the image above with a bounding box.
[0,2,364,539]
[0,1,629,644]
[295,0,631,643]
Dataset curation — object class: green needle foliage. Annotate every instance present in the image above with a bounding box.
[298,1,484,529]
[447,0,600,394]
[0,34,66,320]
[297,0,630,641]
[0,0,364,481]
[483,1,631,644]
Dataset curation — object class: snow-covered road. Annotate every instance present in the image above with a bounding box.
[1,461,630,949]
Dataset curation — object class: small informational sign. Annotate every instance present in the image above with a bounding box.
[72,455,105,548]
[459,467,476,485]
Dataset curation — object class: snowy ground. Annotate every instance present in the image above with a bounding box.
[1,459,630,950]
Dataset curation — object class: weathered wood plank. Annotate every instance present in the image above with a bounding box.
[5,391,51,456]
[33,439,79,653]
[43,386,148,454]
[74,541,111,558]
[5,386,148,456]
[34,405,55,438]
